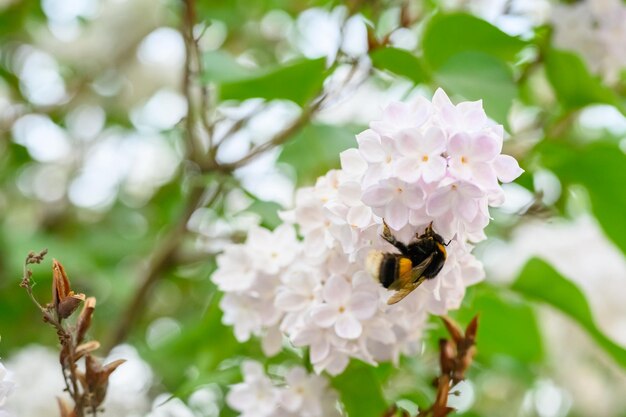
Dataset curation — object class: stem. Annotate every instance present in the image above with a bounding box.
[21,259,84,415]
[106,184,207,350]
[181,0,203,162]
[109,0,362,348]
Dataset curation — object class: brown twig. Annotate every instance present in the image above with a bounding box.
[417,316,479,417]
[108,0,362,348]
[21,251,125,417]
[382,316,479,417]
[106,183,207,350]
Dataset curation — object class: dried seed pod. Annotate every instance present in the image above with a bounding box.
[84,355,126,409]
[52,260,85,319]
[75,341,101,361]
[76,297,96,344]
[441,315,464,345]
[56,397,76,417]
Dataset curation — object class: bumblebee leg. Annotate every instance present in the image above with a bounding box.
[381,219,408,254]
[418,221,434,239]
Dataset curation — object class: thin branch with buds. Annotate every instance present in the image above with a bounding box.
[106,0,365,349]
[382,316,479,417]
[21,250,125,417]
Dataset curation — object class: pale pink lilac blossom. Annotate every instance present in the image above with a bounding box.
[226,361,341,417]
[211,88,522,376]
[0,363,13,414]
[552,0,626,84]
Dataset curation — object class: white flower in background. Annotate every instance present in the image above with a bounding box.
[552,0,626,84]
[146,394,195,417]
[292,7,367,63]
[5,344,152,417]
[227,361,279,417]
[442,0,551,35]
[212,88,522,375]
[4,346,66,417]
[0,362,14,411]
[226,361,341,417]
[279,366,340,417]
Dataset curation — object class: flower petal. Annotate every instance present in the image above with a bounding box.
[261,326,283,356]
[457,197,479,222]
[347,205,372,228]
[310,305,337,328]
[401,186,425,209]
[338,181,362,206]
[426,190,452,217]
[335,314,363,339]
[457,100,487,129]
[471,162,498,190]
[470,133,500,162]
[422,156,447,183]
[350,291,378,320]
[494,154,524,182]
[422,126,446,154]
[396,129,421,155]
[447,132,471,156]
[356,129,384,162]
[395,157,422,183]
[323,275,351,305]
[310,336,331,363]
[340,148,367,176]
[362,183,393,207]
[384,200,409,230]
[275,291,306,312]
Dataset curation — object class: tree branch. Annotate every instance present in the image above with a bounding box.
[382,316,479,417]
[106,184,207,350]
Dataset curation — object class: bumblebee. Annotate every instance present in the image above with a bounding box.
[366,221,448,305]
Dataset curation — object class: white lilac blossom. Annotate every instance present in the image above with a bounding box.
[212,89,523,375]
[442,0,551,36]
[226,361,341,417]
[0,362,14,414]
[552,0,626,84]
[5,345,152,417]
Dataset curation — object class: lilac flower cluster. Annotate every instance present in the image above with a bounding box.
[226,361,341,417]
[0,362,14,417]
[213,89,523,376]
[552,0,626,84]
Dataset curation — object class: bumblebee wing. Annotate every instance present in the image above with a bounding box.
[387,253,434,291]
[387,275,427,305]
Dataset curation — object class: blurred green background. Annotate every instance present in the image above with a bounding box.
[1,0,626,416]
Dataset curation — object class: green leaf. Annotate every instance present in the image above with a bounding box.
[537,141,626,255]
[370,47,429,84]
[247,199,282,230]
[202,51,255,83]
[453,285,543,363]
[331,361,388,417]
[220,58,327,106]
[422,13,526,70]
[544,49,623,112]
[512,258,626,368]
[278,124,359,186]
[434,52,517,125]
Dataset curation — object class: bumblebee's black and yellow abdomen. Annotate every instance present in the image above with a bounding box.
[368,221,449,305]
[366,252,412,289]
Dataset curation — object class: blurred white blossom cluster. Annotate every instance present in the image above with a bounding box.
[442,0,551,35]
[0,361,14,417]
[552,0,626,84]
[226,361,341,417]
[4,345,153,417]
[212,89,523,375]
